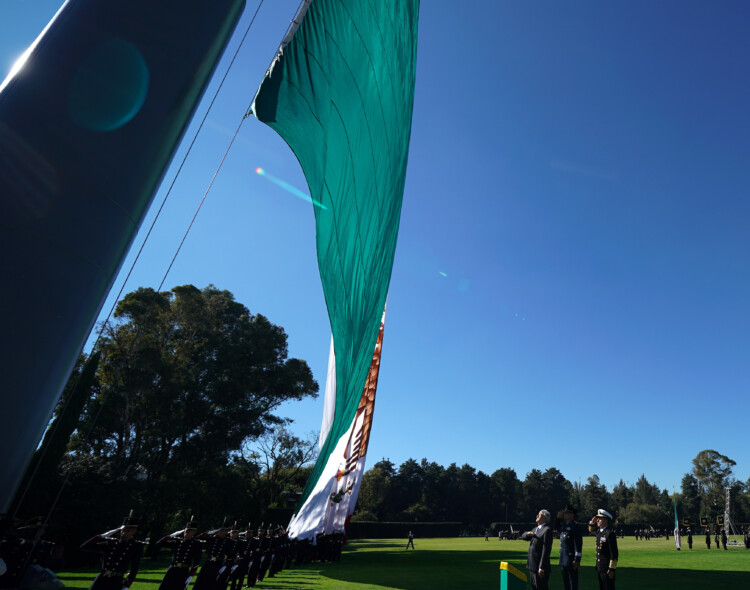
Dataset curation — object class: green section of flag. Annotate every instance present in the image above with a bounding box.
[253,0,419,508]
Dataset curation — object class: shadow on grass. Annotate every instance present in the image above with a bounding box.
[318,562,750,590]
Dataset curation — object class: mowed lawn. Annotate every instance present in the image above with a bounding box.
[57,536,750,590]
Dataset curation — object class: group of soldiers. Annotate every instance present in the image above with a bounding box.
[0,516,64,590]
[80,514,344,590]
[632,528,654,540]
[1,512,346,590]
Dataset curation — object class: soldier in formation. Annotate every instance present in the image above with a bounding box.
[192,522,230,590]
[705,527,711,550]
[157,518,203,590]
[0,516,63,590]
[80,513,143,590]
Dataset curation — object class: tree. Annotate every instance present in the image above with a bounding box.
[691,450,736,519]
[541,468,572,514]
[66,285,318,536]
[634,475,661,507]
[490,468,522,522]
[620,502,662,525]
[580,475,610,519]
[681,473,701,524]
[610,480,634,517]
[240,426,318,509]
[357,464,393,520]
[522,469,546,521]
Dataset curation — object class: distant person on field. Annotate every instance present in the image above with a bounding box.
[555,504,583,590]
[687,529,692,549]
[405,531,414,550]
[721,528,727,550]
[715,529,720,549]
[705,528,711,550]
[521,509,553,590]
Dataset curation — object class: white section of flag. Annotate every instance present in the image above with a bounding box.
[319,335,336,452]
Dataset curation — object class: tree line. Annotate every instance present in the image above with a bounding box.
[354,450,750,528]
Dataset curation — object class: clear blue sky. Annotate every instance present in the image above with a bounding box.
[3,1,750,495]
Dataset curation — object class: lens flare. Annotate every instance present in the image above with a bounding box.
[254,166,327,210]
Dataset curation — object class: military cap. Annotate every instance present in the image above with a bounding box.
[595,508,613,521]
[122,511,140,528]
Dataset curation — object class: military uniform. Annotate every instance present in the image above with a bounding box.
[215,533,239,590]
[157,528,202,590]
[595,525,618,590]
[0,535,36,589]
[193,530,230,590]
[556,507,583,590]
[227,530,252,590]
[705,529,711,549]
[80,533,142,590]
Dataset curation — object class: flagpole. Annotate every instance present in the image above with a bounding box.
[673,487,682,551]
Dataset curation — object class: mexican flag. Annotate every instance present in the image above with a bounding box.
[252,0,419,540]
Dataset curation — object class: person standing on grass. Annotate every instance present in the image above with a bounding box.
[590,509,618,590]
[157,518,202,590]
[721,527,727,550]
[555,505,583,590]
[705,528,711,550]
[715,528,720,549]
[405,531,415,550]
[80,514,143,590]
[687,529,693,549]
[521,509,553,590]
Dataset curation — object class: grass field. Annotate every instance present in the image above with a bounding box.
[56,536,750,590]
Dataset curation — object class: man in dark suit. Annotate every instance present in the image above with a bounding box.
[521,509,553,590]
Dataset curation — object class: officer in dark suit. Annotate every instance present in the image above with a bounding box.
[521,509,553,590]
[157,518,203,590]
[721,527,727,550]
[80,513,143,590]
[555,505,583,590]
[687,528,693,549]
[591,509,618,590]
[705,527,711,549]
